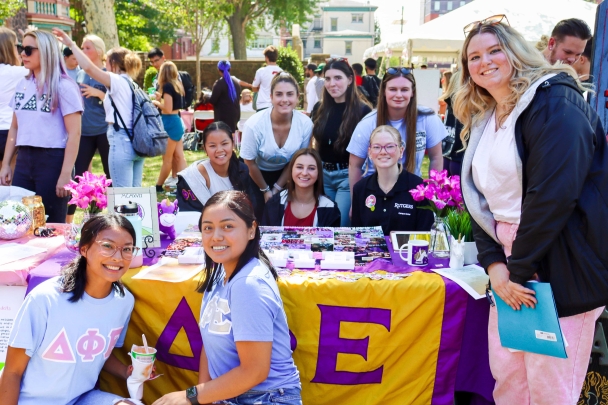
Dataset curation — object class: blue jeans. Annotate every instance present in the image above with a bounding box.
[222,387,302,405]
[107,126,144,187]
[12,146,70,223]
[322,167,350,227]
[74,389,128,404]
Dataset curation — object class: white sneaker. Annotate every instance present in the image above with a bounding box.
[164,176,178,187]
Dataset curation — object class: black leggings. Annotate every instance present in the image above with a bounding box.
[67,133,111,215]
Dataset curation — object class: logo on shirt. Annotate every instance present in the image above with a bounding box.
[415,131,427,152]
[394,203,413,210]
[200,295,232,335]
[41,326,124,363]
[14,92,24,110]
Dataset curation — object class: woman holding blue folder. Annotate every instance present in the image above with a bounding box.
[454,16,608,404]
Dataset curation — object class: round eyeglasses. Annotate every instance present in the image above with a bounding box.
[95,240,140,259]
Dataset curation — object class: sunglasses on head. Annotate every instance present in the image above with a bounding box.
[20,45,38,57]
[326,57,349,63]
[463,14,510,36]
[386,67,412,76]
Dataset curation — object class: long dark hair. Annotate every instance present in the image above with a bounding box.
[201,121,244,191]
[197,191,277,293]
[376,70,432,174]
[312,59,370,152]
[61,214,136,302]
[286,148,323,205]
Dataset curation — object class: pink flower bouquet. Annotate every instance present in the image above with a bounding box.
[64,171,112,215]
[409,169,464,217]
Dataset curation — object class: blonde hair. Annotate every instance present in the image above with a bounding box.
[0,27,20,66]
[24,30,65,112]
[158,61,184,96]
[439,70,461,102]
[369,125,404,174]
[452,22,586,147]
[82,34,106,62]
[106,47,142,79]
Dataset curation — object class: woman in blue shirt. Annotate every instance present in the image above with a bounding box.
[153,190,301,405]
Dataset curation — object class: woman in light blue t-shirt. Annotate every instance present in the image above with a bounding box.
[154,190,301,405]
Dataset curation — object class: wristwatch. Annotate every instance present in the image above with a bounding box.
[186,386,200,405]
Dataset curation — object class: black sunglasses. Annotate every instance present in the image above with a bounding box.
[386,67,412,76]
[15,44,23,54]
[463,14,510,37]
[20,46,38,57]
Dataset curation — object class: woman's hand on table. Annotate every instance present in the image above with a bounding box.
[488,262,536,310]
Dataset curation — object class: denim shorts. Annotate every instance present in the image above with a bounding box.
[220,387,302,405]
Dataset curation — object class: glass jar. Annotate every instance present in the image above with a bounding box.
[22,195,46,232]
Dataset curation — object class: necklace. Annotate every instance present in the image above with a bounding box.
[293,197,316,208]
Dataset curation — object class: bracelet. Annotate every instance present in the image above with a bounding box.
[273,183,283,192]
[260,185,271,193]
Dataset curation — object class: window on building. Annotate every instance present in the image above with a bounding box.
[447,1,453,10]
[313,16,322,30]
[434,2,441,11]
[345,41,352,55]
[314,38,322,48]
[250,37,274,49]
[303,39,307,49]
[331,18,338,32]
[351,13,363,23]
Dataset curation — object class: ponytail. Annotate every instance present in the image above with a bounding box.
[217,60,237,102]
[107,47,142,79]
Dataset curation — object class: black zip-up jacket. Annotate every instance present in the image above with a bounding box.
[469,72,608,317]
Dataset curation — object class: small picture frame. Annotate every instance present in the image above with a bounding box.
[107,187,161,248]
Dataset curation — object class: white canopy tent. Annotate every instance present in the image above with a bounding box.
[364,0,597,65]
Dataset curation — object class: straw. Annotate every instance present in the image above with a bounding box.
[142,334,149,354]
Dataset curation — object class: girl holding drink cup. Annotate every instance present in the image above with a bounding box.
[154,190,301,405]
[0,215,150,405]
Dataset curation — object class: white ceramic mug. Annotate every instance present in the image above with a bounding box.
[407,240,429,266]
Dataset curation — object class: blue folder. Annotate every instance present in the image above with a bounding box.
[493,282,567,358]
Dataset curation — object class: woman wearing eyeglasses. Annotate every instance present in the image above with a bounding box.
[0,28,28,174]
[0,29,83,223]
[351,126,433,235]
[454,17,608,403]
[240,72,312,205]
[311,58,371,226]
[347,66,446,197]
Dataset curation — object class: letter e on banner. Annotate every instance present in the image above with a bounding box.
[312,305,391,385]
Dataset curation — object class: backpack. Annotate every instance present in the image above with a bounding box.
[111,76,168,158]
[179,71,195,110]
[362,75,380,107]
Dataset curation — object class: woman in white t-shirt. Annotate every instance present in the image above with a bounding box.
[0,28,28,174]
[53,28,144,188]
[240,72,312,205]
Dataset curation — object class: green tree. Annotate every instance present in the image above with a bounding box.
[224,0,317,60]
[0,0,24,23]
[374,18,381,45]
[114,0,178,51]
[277,46,304,84]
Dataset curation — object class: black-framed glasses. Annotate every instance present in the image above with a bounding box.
[370,143,400,154]
[386,67,412,76]
[95,240,140,259]
[20,46,38,57]
[463,14,510,36]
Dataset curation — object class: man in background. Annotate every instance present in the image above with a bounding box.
[542,18,592,65]
[252,46,283,111]
[63,47,80,81]
[573,38,592,82]
[305,63,318,115]
[314,63,325,100]
[352,63,372,104]
[362,58,380,107]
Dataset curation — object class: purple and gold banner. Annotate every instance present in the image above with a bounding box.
[100,268,470,404]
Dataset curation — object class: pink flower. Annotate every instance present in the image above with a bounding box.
[410,184,426,201]
[432,197,447,210]
[63,171,111,213]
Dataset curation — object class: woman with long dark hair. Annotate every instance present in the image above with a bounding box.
[311,58,371,226]
[347,67,446,191]
[176,121,260,217]
[209,60,241,133]
[1,29,83,223]
[154,191,302,405]
[0,214,141,404]
[454,17,607,402]
[262,148,341,227]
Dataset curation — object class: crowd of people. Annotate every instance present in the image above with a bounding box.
[0,14,606,405]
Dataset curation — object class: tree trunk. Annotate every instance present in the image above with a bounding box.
[81,0,119,49]
[226,8,247,60]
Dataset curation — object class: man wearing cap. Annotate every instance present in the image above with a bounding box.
[314,63,326,100]
[63,47,81,81]
[304,63,318,115]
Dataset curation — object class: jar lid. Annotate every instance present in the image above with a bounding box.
[115,201,139,214]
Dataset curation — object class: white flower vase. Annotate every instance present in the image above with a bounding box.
[449,236,465,269]
[430,216,450,258]
[464,241,478,265]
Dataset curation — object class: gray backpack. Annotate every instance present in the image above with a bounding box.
[111,76,168,157]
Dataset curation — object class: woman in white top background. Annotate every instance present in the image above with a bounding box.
[240,72,312,205]
[0,28,28,178]
[53,28,144,188]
